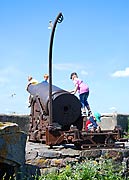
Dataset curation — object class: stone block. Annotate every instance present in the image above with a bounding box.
[0,122,27,166]
[99,113,129,131]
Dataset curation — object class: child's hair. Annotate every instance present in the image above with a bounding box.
[28,76,32,81]
[44,74,49,79]
[70,72,78,79]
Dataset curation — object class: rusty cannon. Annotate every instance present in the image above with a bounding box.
[26,82,125,149]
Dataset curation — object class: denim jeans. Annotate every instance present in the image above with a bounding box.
[79,92,89,109]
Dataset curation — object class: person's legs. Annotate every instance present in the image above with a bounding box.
[83,92,92,116]
[79,94,86,116]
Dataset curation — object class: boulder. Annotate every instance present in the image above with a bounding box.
[0,122,27,179]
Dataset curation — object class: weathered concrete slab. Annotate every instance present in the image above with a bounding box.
[99,113,129,131]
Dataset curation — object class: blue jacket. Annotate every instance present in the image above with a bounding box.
[89,116,98,129]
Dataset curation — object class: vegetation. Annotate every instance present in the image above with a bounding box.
[36,159,127,180]
[1,156,128,179]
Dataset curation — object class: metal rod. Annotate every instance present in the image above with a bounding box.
[49,12,63,125]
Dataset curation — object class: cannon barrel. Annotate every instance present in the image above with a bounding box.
[27,82,81,127]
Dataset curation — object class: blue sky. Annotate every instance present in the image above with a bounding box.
[0,0,129,115]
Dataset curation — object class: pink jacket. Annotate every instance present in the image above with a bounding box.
[73,78,89,94]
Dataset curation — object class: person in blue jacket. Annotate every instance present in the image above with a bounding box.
[86,112,101,132]
[42,74,49,83]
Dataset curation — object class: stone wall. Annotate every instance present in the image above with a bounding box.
[0,113,129,134]
[25,141,129,177]
[0,114,30,133]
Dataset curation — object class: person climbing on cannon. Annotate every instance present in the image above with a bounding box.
[70,72,92,116]
[85,112,101,132]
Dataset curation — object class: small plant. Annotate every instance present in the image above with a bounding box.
[38,159,127,180]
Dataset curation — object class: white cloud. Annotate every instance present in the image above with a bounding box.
[53,63,74,71]
[109,107,117,111]
[53,63,88,74]
[109,107,117,114]
[111,67,129,77]
[81,70,88,76]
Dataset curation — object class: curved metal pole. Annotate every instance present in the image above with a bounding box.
[49,12,63,125]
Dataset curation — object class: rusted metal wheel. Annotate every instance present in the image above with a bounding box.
[105,136,115,147]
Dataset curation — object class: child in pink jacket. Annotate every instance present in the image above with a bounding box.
[70,72,92,116]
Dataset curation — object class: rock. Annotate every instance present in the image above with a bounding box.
[38,150,62,158]
[101,149,123,162]
[16,164,41,180]
[0,122,27,179]
[0,122,27,165]
[80,149,102,159]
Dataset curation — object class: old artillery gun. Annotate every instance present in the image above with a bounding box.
[27,82,124,149]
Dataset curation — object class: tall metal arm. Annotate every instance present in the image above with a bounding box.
[49,12,63,125]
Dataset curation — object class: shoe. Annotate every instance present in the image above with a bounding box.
[88,110,92,116]
[82,112,87,117]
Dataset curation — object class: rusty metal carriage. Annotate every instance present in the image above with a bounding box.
[27,82,124,149]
